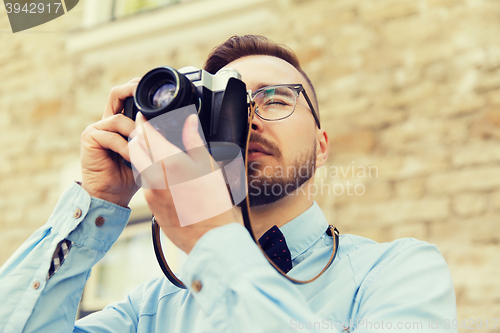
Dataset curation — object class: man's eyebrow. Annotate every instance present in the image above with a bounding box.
[251,82,275,91]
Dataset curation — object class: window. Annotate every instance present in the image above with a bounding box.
[71,0,276,54]
[81,0,196,28]
[112,0,182,20]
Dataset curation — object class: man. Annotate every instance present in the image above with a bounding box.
[0,35,457,332]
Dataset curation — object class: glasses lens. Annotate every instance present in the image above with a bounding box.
[151,83,176,109]
[253,86,296,120]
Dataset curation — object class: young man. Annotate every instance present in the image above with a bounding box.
[0,35,457,332]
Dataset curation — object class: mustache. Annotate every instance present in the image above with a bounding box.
[248,133,281,158]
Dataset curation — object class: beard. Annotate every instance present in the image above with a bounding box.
[247,137,317,207]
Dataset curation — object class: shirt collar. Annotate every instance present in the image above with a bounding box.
[278,201,329,260]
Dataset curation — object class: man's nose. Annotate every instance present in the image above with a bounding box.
[249,107,265,133]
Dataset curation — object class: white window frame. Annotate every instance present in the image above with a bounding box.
[67,0,278,54]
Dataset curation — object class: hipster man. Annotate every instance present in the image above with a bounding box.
[0,35,457,333]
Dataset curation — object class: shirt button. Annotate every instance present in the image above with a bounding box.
[73,208,82,219]
[33,281,40,290]
[95,216,105,227]
[191,280,202,292]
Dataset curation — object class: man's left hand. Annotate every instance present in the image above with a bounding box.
[128,112,242,254]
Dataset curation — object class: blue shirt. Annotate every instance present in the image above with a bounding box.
[0,182,457,332]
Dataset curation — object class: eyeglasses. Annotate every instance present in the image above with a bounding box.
[249,84,321,128]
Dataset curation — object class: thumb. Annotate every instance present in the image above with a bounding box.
[183,114,215,170]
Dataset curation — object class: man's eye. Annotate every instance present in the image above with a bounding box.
[265,95,293,105]
[265,99,287,105]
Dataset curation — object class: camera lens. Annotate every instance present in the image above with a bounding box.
[134,66,200,120]
[152,83,176,109]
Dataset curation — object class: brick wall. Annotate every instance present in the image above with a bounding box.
[0,0,499,329]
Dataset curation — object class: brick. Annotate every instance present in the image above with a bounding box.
[371,152,449,181]
[328,74,362,97]
[411,40,457,67]
[490,191,500,212]
[392,154,449,179]
[382,81,438,109]
[395,178,425,199]
[327,25,378,54]
[322,118,351,143]
[330,98,369,116]
[441,93,486,116]
[360,72,394,95]
[29,99,63,120]
[475,69,500,93]
[470,109,500,140]
[479,46,500,72]
[350,108,406,129]
[338,197,450,227]
[381,13,443,45]
[329,130,376,155]
[452,51,486,75]
[451,262,500,306]
[452,141,500,167]
[393,67,423,90]
[381,118,468,153]
[452,193,487,217]
[359,0,421,22]
[319,179,393,207]
[427,167,500,194]
[423,61,450,83]
[424,0,465,9]
[363,46,407,72]
[391,222,428,240]
[429,214,500,246]
[342,226,395,244]
[488,88,500,105]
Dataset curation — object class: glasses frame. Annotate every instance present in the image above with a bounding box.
[249,84,321,129]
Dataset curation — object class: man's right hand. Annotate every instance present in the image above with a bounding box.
[80,78,141,208]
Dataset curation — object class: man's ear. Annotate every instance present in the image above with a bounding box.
[315,129,329,169]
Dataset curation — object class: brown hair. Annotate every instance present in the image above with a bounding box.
[204,35,319,119]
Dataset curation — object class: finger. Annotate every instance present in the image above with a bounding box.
[102,81,139,120]
[128,113,175,190]
[132,112,207,187]
[93,113,136,139]
[128,131,154,173]
[82,127,131,162]
[182,114,214,171]
[128,77,141,84]
[128,137,168,189]
[134,112,183,162]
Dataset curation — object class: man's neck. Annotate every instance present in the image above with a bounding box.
[245,183,314,240]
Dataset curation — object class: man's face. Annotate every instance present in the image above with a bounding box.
[223,55,319,206]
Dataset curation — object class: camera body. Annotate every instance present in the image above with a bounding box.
[123,66,249,161]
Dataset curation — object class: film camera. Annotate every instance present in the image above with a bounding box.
[123,66,250,162]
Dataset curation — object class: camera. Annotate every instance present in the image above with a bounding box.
[123,66,249,163]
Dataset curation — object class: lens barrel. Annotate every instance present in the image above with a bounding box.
[134,67,200,120]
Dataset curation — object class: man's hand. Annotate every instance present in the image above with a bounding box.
[80,78,141,208]
[129,112,242,253]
